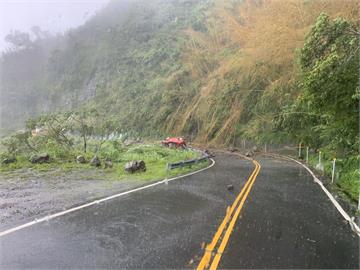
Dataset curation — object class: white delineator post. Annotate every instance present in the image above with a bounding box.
[316,151,324,172]
[331,158,336,184]
[298,142,302,158]
[264,143,267,153]
[306,147,309,164]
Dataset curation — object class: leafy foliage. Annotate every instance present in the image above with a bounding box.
[280,13,359,154]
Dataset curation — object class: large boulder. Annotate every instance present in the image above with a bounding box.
[29,153,50,164]
[124,160,146,173]
[90,156,101,167]
[2,157,17,164]
[76,155,86,164]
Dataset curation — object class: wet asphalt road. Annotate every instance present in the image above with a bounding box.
[218,157,359,269]
[0,152,359,269]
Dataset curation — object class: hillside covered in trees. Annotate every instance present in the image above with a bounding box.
[1,0,358,167]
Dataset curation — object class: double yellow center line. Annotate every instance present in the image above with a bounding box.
[197,158,261,270]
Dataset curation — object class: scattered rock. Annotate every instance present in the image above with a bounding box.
[76,155,86,164]
[90,156,101,167]
[168,142,177,149]
[29,153,50,164]
[124,139,136,146]
[227,184,234,191]
[229,147,237,152]
[104,159,113,169]
[204,149,214,157]
[2,157,17,164]
[124,160,146,173]
[0,202,15,209]
[245,150,254,157]
[306,238,316,243]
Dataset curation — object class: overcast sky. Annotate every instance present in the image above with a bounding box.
[0,0,110,52]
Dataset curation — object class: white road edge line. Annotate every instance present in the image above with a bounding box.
[266,153,360,237]
[0,158,216,238]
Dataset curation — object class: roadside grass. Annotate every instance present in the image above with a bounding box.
[0,141,209,181]
[301,151,359,203]
[0,153,92,173]
[113,157,208,181]
[101,144,208,181]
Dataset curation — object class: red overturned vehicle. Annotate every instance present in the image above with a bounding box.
[161,137,187,149]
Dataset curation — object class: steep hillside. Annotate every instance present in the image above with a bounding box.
[1,0,359,199]
[0,0,209,134]
[1,0,358,150]
[167,0,358,147]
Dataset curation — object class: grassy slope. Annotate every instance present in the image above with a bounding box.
[0,143,209,181]
[305,152,359,202]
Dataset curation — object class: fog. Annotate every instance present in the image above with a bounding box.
[0,1,358,267]
[0,0,110,52]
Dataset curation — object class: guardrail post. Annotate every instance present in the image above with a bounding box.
[331,158,336,184]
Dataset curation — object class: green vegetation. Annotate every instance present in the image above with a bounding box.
[303,151,359,202]
[111,144,207,181]
[0,0,358,199]
[0,110,208,181]
[279,13,359,201]
[0,134,207,180]
[280,13,359,154]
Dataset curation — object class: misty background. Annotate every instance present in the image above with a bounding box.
[0,0,194,135]
[0,0,110,52]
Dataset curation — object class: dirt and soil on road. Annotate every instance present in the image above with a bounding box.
[0,144,208,231]
[0,168,146,230]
